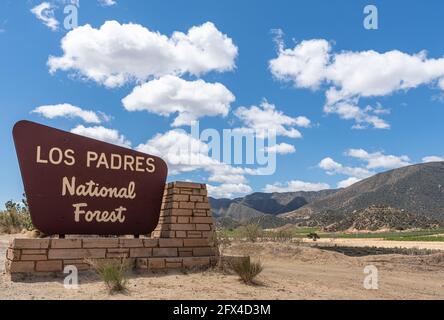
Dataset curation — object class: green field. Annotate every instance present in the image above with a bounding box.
[218,226,444,242]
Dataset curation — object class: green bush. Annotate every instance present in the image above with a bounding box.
[229,257,263,285]
[88,259,130,294]
[307,232,320,241]
[0,197,34,234]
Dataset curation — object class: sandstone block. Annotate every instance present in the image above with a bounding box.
[130,248,152,258]
[193,247,216,256]
[119,239,144,248]
[170,224,195,231]
[6,249,21,261]
[12,239,49,249]
[36,260,62,272]
[48,249,106,260]
[179,202,194,209]
[183,239,210,247]
[196,224,211,231]
[148,258,165,269]
[159,238,183,247]
[153,248,178,257]
[21,254,47,261]
[143,239,159,247]
[8,261,35,273]
[51,239,82,249]
[82,238,118,248]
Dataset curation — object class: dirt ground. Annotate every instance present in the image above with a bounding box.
[0,234,443,300]
[304,238,444,250]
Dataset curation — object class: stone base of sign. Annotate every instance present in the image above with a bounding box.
[5,182,219,278]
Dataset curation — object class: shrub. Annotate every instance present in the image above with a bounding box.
[0,196,34,234]
[238,223,263,242]
[88,259,130,294]
[307,232,320,241]
[229,257,263,285]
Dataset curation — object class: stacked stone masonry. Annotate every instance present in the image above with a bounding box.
[6,182,218,275]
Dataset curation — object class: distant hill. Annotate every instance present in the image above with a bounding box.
[281,162,444,221]
[210,162,444,230]
[312,205,442,232]
[210,190,337,218]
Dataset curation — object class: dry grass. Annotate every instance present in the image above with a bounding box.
[229,257,263,285]
[87,259,131,294]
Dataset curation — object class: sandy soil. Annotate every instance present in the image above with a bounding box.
[1,235,443,300]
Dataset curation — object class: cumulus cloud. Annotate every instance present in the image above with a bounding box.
[263,180,330,193]
[234,100,310,139]
[265,143,296,155]
[122,75,235,126]
[337,177,362,189]
[207,183,252,198]
[270,36,444,129]
[319,148,411,189]
[136,129,261,197]
[32,103,103,123]
[319,157,373,179]
[71,125,131,147]
[346,148,410,169]
[422,156,444,163]
[48,21,238,88]
[31,2,59,31]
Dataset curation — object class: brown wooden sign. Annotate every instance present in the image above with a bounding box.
[13,120,168,236]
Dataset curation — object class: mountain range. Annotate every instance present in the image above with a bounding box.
[210,162,444,230]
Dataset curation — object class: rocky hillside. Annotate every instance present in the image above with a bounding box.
[281,162,444,221]
[307,205,442,232]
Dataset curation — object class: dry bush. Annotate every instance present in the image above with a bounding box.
[238,224,263,242]
[229,257,263,284]
[87,259,130,294]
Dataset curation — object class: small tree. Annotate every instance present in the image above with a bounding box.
[307,232,320,242]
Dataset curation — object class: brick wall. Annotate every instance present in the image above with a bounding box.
[5,182,218,276]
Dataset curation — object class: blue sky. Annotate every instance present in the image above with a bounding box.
[1,0,444,206]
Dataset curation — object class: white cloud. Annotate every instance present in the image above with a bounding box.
[263,180,330,193]
[422,156,444,163]
[48,21,238,88]
[319,148,411,189]
[71,125,131,147]
[265,143,296,154]
[270,36,444,129]
[98,0,116,6]
[122,75,235,127]
[136,129,260,197]
[234,100,310,139]
[32,103,102,123]
[346,148,411,169]
[207,183,252,198]
[31,2,59,31]
[319,157,373,179]
[337,177,361,189]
